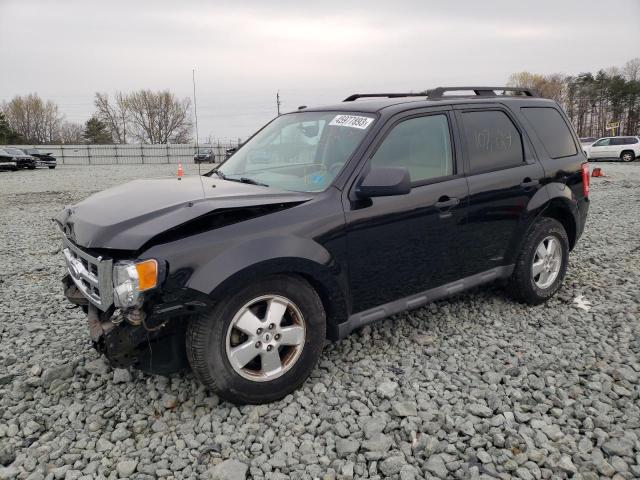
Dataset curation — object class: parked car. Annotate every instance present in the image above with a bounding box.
[583,136,640,162]
[56,86,590,404]
[23,148,57,169]
[0,149,18,171]
[193,149,214,163]
[2,147,36,169]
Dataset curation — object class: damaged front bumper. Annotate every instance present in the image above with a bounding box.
[62,273,209,373]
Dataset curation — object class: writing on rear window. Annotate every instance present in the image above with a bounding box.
[329,115,374,129]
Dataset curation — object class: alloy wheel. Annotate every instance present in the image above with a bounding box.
[532,236,562,289]
[225,295,306,381]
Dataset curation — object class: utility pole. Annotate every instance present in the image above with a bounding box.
[192,69,200,151]
[276,91,281,116]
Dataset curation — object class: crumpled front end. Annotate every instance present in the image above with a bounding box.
[60,233,210,374]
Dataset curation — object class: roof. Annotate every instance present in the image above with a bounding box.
[299,93,557,115]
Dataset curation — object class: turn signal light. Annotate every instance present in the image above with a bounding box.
[135,259,158,291]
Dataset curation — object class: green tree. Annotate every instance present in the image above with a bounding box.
[0,111,24,144]
[83,116,112,144]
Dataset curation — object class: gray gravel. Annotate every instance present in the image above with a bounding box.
[0,162,639,479]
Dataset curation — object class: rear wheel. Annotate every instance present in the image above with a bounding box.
[187,275,326,404]
[508,217,569,305]
[620,150,635,162]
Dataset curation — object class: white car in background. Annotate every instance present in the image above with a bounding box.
[583,136,640,162]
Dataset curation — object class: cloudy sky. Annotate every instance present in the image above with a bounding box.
[1,0,639,140]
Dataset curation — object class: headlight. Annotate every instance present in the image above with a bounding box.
[113,259,158,309]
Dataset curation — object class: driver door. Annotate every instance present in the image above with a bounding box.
[589,138,611,159]
[343,108,469,314]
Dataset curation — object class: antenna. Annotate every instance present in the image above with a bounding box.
[276,91,281,116]
[192,68,201,176]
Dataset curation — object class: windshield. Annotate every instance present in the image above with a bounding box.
[216,111,375,192]
[5,148,24,155]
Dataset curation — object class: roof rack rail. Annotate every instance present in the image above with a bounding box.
[343,93,426,102]
[426,86,538,98]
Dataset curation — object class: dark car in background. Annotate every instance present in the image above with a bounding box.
[23,148,57,169]
[193,148,214,163]
[2,148,36,169]
[0,149,18,171]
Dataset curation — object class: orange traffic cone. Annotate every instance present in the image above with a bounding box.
[591,167,603,177]
[177,162,184,179]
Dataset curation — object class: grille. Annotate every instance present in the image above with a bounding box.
[62,235,113,311]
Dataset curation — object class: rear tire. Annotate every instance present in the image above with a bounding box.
[620,150,635,163]
[186,274,326,404]
[508,217,569,305]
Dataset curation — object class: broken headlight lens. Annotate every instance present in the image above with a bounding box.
[112,259,158,309]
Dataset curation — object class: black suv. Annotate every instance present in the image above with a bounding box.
[57,87,590,404]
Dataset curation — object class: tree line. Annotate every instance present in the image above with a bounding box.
[508,57,640,137]
[1,90,192,145]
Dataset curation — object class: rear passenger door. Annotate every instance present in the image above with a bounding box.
[455,105,545,276]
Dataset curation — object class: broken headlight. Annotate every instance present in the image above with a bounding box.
[112,259,158,309]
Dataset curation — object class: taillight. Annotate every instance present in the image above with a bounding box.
[581,162,590,198]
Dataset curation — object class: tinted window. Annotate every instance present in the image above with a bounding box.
[462,110,523,172]
[371,114,453,182]
[610,138,625,146]
[624,137,638,144]
[521,107,578,158]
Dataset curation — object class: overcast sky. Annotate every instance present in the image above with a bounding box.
[1,0,639,140]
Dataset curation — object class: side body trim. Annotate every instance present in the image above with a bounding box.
[338,265,514,338]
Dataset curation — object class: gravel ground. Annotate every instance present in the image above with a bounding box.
[0,162,638,480]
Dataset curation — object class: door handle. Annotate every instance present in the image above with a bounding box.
[520,178,539,190]
[435,196,460,210]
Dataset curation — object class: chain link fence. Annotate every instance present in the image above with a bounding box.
[5,142,241,165]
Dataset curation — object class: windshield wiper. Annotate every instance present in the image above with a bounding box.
[219,173,269,187]
[238,177,269,187]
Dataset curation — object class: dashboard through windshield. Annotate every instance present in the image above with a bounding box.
[216,111,375,192]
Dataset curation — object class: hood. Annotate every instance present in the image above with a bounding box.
[55,176,311,251]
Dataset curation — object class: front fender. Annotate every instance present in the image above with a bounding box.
[187,235,334,293]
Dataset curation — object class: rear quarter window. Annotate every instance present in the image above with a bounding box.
[521,107,577,158]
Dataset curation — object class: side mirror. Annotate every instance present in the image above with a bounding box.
[355,167,411,198]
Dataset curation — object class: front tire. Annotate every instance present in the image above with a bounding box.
[187,275,326,404]
[508,217,569,305]
[620,150,635,163]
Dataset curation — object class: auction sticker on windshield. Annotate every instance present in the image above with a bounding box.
[329,115,374,129]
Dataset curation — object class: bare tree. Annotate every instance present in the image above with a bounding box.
[507,71,565,103]
[93,90,192,144]
[58,121,84,144]
[94,92,130,143]
[2,93,63,143]
[124,90,192,143]
[623,57,640,82]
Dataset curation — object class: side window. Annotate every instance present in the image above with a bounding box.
[371,114,453,182]
[610,138,624,146]
[462,110,524,172]
[593,138,610,147]
[521,107,578,158]
[627,137,639,144]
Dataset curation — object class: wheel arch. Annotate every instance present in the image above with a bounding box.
[185,234,350,341]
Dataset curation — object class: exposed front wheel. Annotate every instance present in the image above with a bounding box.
[620,150,635,162]
[186,275,326,404]
[508,217,569,305]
